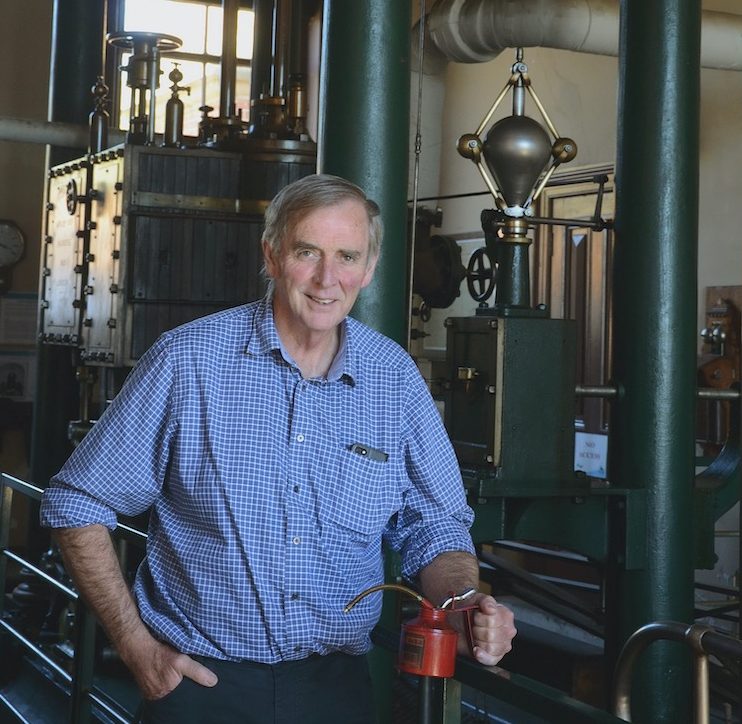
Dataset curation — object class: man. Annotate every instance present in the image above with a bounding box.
[40,174,516,723]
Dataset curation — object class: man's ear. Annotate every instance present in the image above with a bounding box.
[262,239,277,278]
[361,252,379,288]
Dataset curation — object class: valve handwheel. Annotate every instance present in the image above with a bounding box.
[466,247,496,302]
[107,31,183,54]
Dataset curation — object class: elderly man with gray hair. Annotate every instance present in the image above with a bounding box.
[41,174,516,724]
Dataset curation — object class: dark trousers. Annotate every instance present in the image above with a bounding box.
[140,652,375,724]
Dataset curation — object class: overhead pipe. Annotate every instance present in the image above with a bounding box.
[420,0,742,71]
[0,117,125,148]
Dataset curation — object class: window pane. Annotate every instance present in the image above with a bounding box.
[205,6,223,57]
[205,7,254,59]
[124,0,206,54]
[118,51,133,131]
[237,10,254,60]
[235,65,252,122]
[204,62,222,113]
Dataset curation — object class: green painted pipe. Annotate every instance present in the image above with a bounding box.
[47,0,106,164]
[318,0,411,346]
[318,3,411,721]
[31,0,105,497]
[610,0,701,721]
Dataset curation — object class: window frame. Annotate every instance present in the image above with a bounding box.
[105,0,254,133]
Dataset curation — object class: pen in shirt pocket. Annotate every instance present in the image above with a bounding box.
[349,442,389,463]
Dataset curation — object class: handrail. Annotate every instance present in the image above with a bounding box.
[0,473,146,724]
[0,474,43,501]
[2,549,78,599]
[612,620,742,723]
[0,618,72,684]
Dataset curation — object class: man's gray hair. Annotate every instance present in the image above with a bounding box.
[262,174,383,260]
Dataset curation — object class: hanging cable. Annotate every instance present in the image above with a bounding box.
[406,0,427,351]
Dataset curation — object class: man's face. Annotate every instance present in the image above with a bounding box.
[263,199,378,340]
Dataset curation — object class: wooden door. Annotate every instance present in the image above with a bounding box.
[532,166,615,434]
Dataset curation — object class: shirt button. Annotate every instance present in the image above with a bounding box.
[290,592,299,601]
[293,485,300,493]
[294,645,301,653]
[292,536,301,545]
[296,433,305,442]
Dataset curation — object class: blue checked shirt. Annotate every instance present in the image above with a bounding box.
[40,296,474,663]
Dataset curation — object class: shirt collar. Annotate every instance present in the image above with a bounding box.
[245,294,356,385]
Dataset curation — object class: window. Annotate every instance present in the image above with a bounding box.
[114,0,253,137]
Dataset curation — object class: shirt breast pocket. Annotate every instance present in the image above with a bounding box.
[320,448,401,538]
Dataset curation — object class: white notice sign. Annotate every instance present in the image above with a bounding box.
[574,432,608,479]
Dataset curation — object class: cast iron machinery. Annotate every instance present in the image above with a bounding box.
[38,4,316,445]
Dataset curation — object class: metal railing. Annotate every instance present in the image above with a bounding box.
[612,620,742,723]
[9,470,738,724]
[0,473,142,724]
[1,470,627,724]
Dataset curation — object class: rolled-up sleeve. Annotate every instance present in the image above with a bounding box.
[384,365,474,579]
[40,335,177,530]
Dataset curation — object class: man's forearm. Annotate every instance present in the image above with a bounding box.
[417,550,480,606]
[53,524,151,663]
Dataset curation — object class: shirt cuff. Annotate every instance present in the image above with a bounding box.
[40,486,118,531]
[400,519,475,580]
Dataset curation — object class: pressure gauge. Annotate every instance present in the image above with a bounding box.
[0,221,25,267]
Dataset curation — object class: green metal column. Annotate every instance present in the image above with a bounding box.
[610,0,700,721]
[319,3,411,722]
[47,0,106,165]
[31,0,104,505]
[318,0,411,345]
